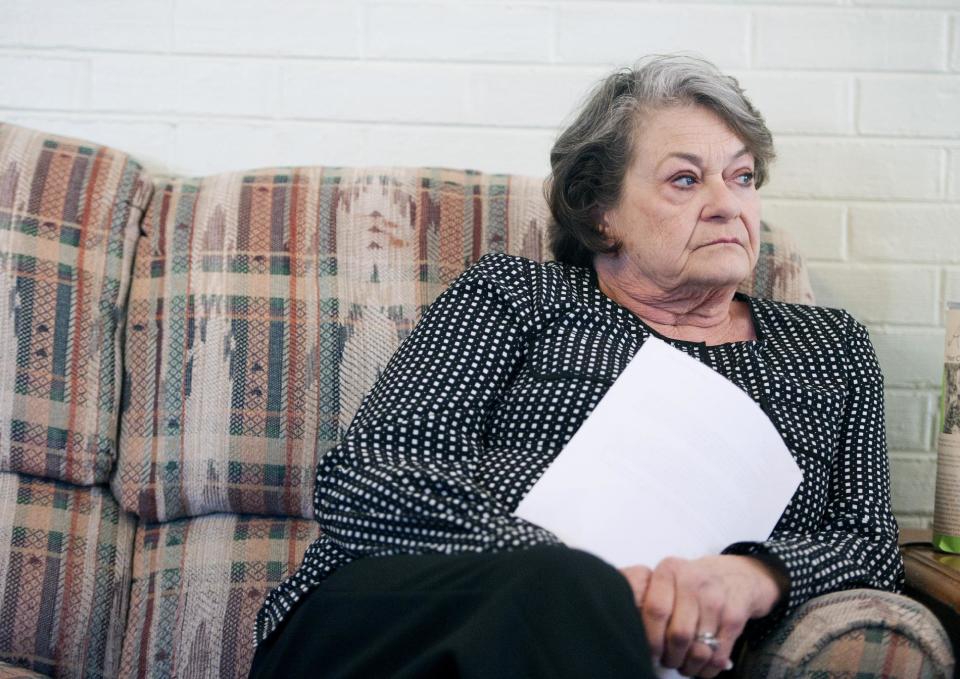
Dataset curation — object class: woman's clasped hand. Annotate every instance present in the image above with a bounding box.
[621,555,787,677]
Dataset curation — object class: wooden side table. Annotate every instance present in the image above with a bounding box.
[899,529,960,668]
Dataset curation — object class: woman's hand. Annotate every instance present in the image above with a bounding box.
[620,555,786,678]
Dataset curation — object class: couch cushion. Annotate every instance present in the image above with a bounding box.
[0,123,151,486]
[0,473,135,679]
[117,514,318,679]
[741,221,814,306]
[114,167,550,522]
[738,588,954,678]
[114,167,813,523]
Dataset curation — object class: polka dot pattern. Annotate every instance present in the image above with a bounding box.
[255,253,904,646]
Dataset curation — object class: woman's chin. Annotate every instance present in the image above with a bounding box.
[686,260,753,291]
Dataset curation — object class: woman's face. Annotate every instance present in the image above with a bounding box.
[600,105,761,296]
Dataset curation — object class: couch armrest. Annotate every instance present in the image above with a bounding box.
[737,589,955,678]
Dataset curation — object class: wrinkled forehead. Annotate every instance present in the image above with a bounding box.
[630,104,754,171]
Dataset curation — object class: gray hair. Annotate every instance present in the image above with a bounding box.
[546,55,775,267]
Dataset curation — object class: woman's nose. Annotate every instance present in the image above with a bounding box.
[702,177,741,222]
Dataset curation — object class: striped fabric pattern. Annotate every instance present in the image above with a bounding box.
[0,473,135,679]
[117,514,318,679]
[740,222,814,307]
[114,167,551,523]
[738,589,955,678]
[114,168,813,524]
[0,123,152,486]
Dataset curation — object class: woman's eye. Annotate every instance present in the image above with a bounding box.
[672,175,697,188]
[734,172,755,186]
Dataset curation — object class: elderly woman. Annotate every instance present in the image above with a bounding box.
[251,55,903,679]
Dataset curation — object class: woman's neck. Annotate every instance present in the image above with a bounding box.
[594,262,752,345]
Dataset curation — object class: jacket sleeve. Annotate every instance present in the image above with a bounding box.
[723,313,905,636]
[313,255,560,558]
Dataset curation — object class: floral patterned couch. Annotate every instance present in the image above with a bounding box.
[0,122,953,678]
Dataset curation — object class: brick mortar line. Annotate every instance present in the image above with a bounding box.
[1,45,958,75]
[5,108,960,145]
[890,451,940,460]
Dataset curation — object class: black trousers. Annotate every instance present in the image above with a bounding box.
[250,545,658,679]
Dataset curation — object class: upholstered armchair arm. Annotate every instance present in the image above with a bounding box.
[737,589,954,678]
[0,661,51,679]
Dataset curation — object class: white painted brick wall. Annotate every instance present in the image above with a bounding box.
[367,3,554,62]
[555,5,751,67]
[0,55,86,111]
[859,76,960,138]
[947,150,960,198]
[885,390,936,451]
[173,0,362,57]
[765,141,943,200]
[849,205,960,261]
[809,263,940,324]
[754,9,948,70]
[945,269,960,302]
[761,202,847,260]
[735,73,852,135]
[890,455,938,514]
[90,54,277,117]
[3,0,173,52]
[2,0,958,527]
[872,329,946,387]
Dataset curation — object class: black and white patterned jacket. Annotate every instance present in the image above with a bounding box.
[255,252,904,646]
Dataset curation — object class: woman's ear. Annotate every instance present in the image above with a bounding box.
[594,209,622,255]
[595,208,610,236]
[596,211,615,242]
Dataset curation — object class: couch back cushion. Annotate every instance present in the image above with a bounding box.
[115,166,813,523]
[0,123,151,485]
